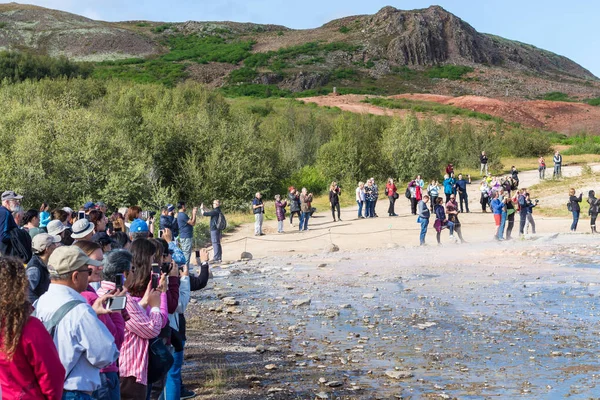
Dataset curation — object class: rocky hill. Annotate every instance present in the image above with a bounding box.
[0,2,598,100]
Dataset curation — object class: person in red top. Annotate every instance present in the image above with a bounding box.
[385,178,398,217]
[446,163,455,178]
[0,256,66,400]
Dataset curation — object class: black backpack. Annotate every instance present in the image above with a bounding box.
[216,211,227,231]
[405,188,411,199]
[2,228,32,263]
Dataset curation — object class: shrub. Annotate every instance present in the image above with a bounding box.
[281,165,327,195]
[427,65,474,80]
[501,129,553,157]
[136,22,150,27]
[228,67,258,84]
[339,26,350,33]
[152,24,174,33]
[586,97,600,106]
[161,35,254,64]
[0,51,93,82]
[539,92,572,102]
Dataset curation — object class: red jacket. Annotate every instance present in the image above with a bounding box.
[385,183,397,196]
[0,316,65,400]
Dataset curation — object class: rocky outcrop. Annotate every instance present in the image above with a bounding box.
[363,6,595,80]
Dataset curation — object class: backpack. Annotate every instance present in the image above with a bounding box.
[567,202,573,212]
[405,188,411,199]
[2,228,32,263]
[216,211,227,231]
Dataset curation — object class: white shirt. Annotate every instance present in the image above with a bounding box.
[356,187,365,202]
[34,284,119,392]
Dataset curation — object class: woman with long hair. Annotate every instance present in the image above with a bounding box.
[568,188,583,232]
[329,182,342,222]
[0,257,65,399]
[120,239,168,399]
[386,178,398,217]
[588,190,599,234]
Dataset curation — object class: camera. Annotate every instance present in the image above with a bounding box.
[535,199,540,203]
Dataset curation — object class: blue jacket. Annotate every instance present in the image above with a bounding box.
[443,178,455,195]
[491,198,504,214]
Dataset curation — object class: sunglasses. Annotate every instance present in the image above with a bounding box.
[77,268,93,275]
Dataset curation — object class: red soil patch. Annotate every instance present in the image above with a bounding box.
[300,93,600,135]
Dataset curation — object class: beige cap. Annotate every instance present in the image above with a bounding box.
[47,220,66,236]
[71,219,94,239]
[48,246,102,275]
[31,233,61,253]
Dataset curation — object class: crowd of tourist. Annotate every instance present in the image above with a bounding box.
[0,192,223,400]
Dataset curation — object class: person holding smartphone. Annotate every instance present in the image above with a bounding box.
[252,192,265,236]
[200,200,224,263]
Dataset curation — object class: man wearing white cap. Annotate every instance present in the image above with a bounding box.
[71,218,95,242]
[0,190,22,247]
[27,233,61,303]
[33,246,119,399]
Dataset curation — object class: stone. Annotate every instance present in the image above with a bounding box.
[325,243,340,253]
[222,297,239,306]
[318,377,327,384]
[339,304,352,309]
[255,345,266,353]
[325,309,340,318]
[265,364,278,370]
[241,251,253,260]
[292,298,312,307]
[385,370,414,379]
[362,293,376,299]
[317,263,327,268]
[315,392,329,399]
[327,381,343,387]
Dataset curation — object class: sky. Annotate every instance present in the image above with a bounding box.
[14,0,600,77]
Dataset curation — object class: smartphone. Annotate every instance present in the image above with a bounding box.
[195,250,200,258]
[151,264,160,289]
[159,230,163,238]
[161,262,171,275]
[78,211,86,220]
[114,273,124,290]
[106,296,127,311]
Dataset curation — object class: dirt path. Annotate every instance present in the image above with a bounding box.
[216,165,600,262]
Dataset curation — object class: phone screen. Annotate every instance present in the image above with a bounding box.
[114,273,124,290]
[195,250,200,258]
[151,264,160,289]
[107,296,127,311]
[159,230,163,238]
[78,211,86,220]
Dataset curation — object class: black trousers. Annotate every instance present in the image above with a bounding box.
[459,192,469,213]
[519,211,527,234]
[388,196,396,215]
[331,202,340,220]
[410,198,418,215]
[506,213,515,240]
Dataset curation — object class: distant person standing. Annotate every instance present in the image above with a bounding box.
[274,195,287,233]
[201,199,224,262]
[417,195,430,246]
[427,180,440,213]
[480,151,489,176]
[299,188,313,231]
[443,174,455,203]
[538,156,546,180]
[288,187,301,227]
[455,174,471,213]
[385,178,398,217]
[329,182,342,222]
[252,192,265,236]
[364,180,374,218]
[588,190,599,234]
[445,163,455,178]
[525,193,538,234]
[568,188,583,231]
[355,182,365,219]
[517,188,528,237]
[553,150,562,178]
[177,201,198,266]
[371,178,379,218]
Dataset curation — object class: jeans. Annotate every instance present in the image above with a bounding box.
[365,200,373,217]
[300,212,310,230]
[357,200,363,218]
[526,214,536,234]
[93,371,120,400]
[459,192,469,213]
[554,164,561,178]
[62,392,93,400]
[161,340,185,400]
[518,211,527,234]
[210,230,222,261]
[498,212,507,239]
[289,211,300,225]
[539,166,546,179]
[571,211,579,231]
[277,220,284,233]
[179,237,193,266]
[419,218,429,245]
[254,213,264,234]
[481,163,488,175]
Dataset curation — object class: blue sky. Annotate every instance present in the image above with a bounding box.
[19,0,600,77]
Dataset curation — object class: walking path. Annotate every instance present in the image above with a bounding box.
[216,164,600,261]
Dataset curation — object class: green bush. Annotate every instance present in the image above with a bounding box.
[501,129,553,157]
[562,134,600,155]
[136,22,150,27]
[331,68,357,80]
[162,35,254,64]
[539,92,572,102]
[228,67,258,83]
[152,24,174,33]
[427,65,474,80]
[281,165,327,195]
[221,83,290,98]
[339,26,350,34]
[0,51,93,82]
[586,97,600,106]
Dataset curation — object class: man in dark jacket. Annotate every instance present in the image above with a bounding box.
[27,233,60,303]
[454,174,471,213]
[201,200,223,263]
[480,151,488,176]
